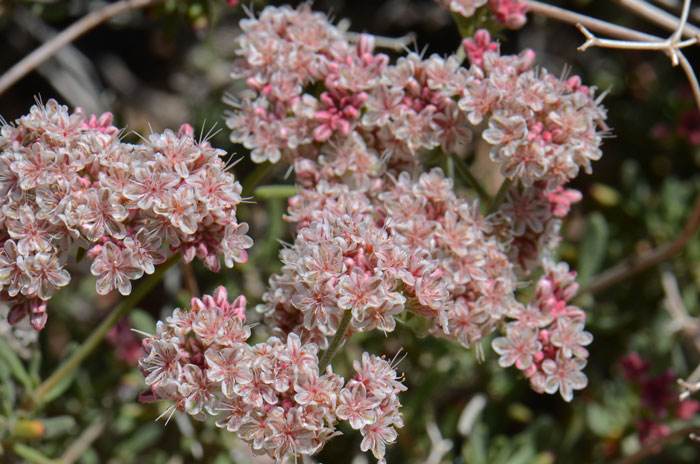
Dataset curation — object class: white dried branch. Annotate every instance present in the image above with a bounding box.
[661,268,700,340]
[573,0,700,110]
[618,0,700,40]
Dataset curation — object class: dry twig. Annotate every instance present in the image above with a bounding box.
[580,196,700,295]
[618,0,700,39]
[0,0,163,96]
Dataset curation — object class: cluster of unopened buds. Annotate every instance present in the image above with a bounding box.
[0,99,253,330]
[138,286,406,464]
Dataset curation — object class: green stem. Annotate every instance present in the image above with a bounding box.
[12,443,56,464]
[253,184,297,200]
[487,178,513,214]
[318,310,353,372]
[242,162,272,197]
[31,253,181,407]
[450,153,491,205]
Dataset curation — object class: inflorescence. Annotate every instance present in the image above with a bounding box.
[0,100,252,330]
[7,3,608,463]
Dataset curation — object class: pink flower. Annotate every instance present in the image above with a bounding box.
[79,188,128,241]
[336,383,380,429]
[90,242,143,295]
[492,327,541,370]
[542,353,588,402]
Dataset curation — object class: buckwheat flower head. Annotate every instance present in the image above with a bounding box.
[0,99,252,330]
[229,4,601,406]
[338,353,406,464]
[492,258,591,401]
[461,32,607,188]
[141,287,408,462]
[261,168,519,353]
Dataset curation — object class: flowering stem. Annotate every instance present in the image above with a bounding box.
[318,310,353,372]
[30,253,181,408]
[449,153,491,205]
[182,261,200,298]
[487,178,513,214]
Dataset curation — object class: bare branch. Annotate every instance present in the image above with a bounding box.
[576,23,697,57]
[345,31,417,51]
[580,196,700,295]
[679,361,700,400]
[618,0,700,40]
[570,0,700,110]
[525,0,659,42]
[575,23,697,65]
[661,267,700,351]
[0,0,163,97]
[60,417,106,464]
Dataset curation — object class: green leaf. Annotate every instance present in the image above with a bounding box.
[464,422,488,464]
[0,337,32,392]
[0,360,16,416]
[585,402,625,438]
[577,212,609,286]
[75,247,86,263]
[41,416,77,438]
[11,443,56,464]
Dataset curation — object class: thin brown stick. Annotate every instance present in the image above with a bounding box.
[182,261,200,299]
[580,196,700,295]
[60,417,106,464]
[525,0,659,42]
[614,425,700,464]
[0,0,163,96]
[618,0,700,40]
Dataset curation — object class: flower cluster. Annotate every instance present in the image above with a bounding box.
[0,99,252,330]
[233,5,603,402]
[228,6,606,191]
[496,182,582,273]
[260,169,519,353]
[469,31,607,188]
[492,259,592,401]
[338,353,407,462]
[138,287,405,463]
[435,0,529,30]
